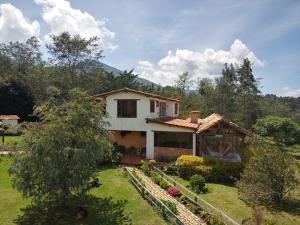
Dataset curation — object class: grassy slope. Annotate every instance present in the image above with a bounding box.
[0,136,23,145]
[0,156,29,224]
[0,157,166,225]
[91,167,166,225]
[171,176,300,225]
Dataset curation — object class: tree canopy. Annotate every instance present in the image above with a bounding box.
[9,89,113,205]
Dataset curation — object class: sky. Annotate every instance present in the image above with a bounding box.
[0,0,299,97]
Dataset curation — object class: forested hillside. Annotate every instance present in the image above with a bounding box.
[0,32,299,135]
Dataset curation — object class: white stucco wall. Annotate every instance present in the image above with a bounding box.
[103,91,192,159]
[105,92,181,131]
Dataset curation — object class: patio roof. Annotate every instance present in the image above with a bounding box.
[146,113,253,137]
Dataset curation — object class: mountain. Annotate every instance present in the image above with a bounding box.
[100,63,159,87]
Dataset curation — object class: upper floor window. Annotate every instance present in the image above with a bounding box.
[159,102,166,117]
[117,100,137,118]
[150,100,155,113]
[174,103,178,114]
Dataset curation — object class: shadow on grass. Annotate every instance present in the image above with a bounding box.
[273,198,300,216]
[14,196,131,225]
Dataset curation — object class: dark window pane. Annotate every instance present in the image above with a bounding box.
[150,100,155,113]
[174,103,178,114]
[154,132,193,149]
[159,102,166,116]
[117,100,137,118]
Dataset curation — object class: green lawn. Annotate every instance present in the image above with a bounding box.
[0,136,23,145]
[171,176,300,225]
[0,156,166,225]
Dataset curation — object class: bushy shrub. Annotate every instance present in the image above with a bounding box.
[176,155,212,178]
[151,171,162,185]
[200,210,208,218]
[237,145,297,207]
[160,181,170,190]
[242,146,256,163]
[167,186,181,197]
[204,157,244,183]
[175,155,244,183]
[161,200,178,215]
[190,174,206,193]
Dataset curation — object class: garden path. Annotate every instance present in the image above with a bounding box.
[127,167,205,225]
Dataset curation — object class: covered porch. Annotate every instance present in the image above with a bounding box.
[153,131,196,161]
[197,120,252,161]
[109,130,146,164]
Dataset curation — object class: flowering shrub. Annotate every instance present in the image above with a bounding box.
[167,186,181,197]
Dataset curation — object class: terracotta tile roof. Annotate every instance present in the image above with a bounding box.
[146,113,253,137]
[146,117,199,130]
[93,87,182,103]
[0,115,20,120]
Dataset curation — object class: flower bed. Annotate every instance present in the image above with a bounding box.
[140,161,215,224]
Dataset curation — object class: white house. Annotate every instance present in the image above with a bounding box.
[94,88,252,163]
[0,115,20,126]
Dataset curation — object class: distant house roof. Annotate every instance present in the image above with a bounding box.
[93,87,182,103]
[0,115,20,120]
[147,113,253,136]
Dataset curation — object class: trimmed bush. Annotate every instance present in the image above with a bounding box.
[190,174,206,193]
[150,171,162,185]
[167,186,181,197]
[160,181,171,190]
[176,155,212,178]
[204,157,244,183]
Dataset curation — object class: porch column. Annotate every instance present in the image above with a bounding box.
[146,131,154,159]
[192,133,196,156]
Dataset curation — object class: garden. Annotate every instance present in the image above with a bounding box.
[149,150,300,225]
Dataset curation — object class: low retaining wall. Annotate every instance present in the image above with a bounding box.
[154,147,192,160]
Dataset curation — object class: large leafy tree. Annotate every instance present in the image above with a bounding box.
[0,36,42,79]
[253,116,300,145]
[237,140,297,207]
[46,32,105,93]
[9,88,112,205]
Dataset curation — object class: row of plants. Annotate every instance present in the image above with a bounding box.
[140,160,225,225]
[163,155,245,183]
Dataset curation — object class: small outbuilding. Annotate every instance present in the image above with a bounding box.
[0,115,20,126]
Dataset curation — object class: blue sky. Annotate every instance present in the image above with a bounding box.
[0,0,299,96]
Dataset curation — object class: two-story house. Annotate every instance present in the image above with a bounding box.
[94,88,252,164]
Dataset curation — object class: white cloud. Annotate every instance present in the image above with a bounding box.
[0,3,40,43]
[34,0,118,50]
[137,39,264,86]
[280,87,300,97]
